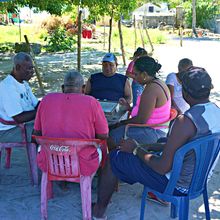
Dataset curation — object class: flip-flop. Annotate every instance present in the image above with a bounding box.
[146,192,169,206]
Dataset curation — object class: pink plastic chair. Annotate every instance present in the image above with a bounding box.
[33,135,107,220]
[0,118,38,185]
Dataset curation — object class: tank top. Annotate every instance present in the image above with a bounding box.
[131,80,171,128]
[173,102,220,193]
[90,73,127,101]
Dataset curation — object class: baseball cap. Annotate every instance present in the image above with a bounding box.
[182,67,212,99]
[102,53,117,63]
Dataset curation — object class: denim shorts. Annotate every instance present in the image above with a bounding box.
[110,125,167,145]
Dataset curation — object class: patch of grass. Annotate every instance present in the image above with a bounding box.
[0,24,47,44]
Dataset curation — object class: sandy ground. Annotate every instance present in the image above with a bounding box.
[0,38,220,219]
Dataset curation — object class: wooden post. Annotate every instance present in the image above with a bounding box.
[145,28,154,53]
[24,35,45,95]
[138,22,145,49]
[108,16,113,53]
[118,19,126,66]
[134,15,137,51]
[18,12,21,42]
[103,16,106,50]
[77,9,82,73]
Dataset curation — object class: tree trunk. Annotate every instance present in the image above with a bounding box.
[108,11,113,53]
[145,28,154,53]
[192,0,198,37]
[118,19,126,66]
[134,15,137,51]
[77,9,82,72]
[103,16,106,50]
[138,22,145,49]
[24,35,45,95]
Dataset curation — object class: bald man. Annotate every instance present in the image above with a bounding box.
[0,52,39,142]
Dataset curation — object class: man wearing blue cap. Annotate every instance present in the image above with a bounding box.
[85,53,132,105]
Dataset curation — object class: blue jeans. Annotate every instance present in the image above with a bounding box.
[132,81,144,106]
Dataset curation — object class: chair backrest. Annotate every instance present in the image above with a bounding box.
[164,133,220,197]
[33,136,105,181]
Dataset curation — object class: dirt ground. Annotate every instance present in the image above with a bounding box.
[0,38,220,220]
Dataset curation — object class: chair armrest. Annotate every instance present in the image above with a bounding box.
[0,118,18,125]
[0,118,26,141]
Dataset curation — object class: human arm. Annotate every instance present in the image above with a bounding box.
[167,85,182,114]
[137,115,196,174]
[84,77,91,95]
[119,115,196,174]
[123,78,132,104]
[120,138,165,152]
[12,110,37,124]
[125,61,135,79]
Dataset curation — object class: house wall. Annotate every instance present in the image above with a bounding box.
[142,15,175,28]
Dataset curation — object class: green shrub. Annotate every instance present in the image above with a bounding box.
[45,27,76,52]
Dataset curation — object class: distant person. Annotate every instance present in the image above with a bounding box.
[166,58,193,114]
[85,53,132,105]
[0,52,39,143]
[92,67,220,219]
[126,47,148,106]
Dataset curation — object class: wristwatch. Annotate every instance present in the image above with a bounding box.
[132,146,139,156]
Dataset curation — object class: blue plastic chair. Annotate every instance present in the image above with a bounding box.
[140,133,220,220]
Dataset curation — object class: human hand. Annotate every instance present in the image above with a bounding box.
[118,98,131,111]
[118,138,138,153]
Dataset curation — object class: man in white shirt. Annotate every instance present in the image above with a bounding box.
[0,52,39,142]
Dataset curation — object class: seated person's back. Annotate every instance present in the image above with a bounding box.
[85,53,132,104]
[34,71,108,140]
[34,93,108,139]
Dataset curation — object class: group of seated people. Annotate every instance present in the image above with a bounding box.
[0,51,220,220]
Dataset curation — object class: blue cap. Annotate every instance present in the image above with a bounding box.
[102,53,117,63]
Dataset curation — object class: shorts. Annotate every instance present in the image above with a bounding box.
[110,125,167,145]
[110,150,185,196]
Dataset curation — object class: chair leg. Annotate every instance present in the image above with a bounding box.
[27,143,38,185]
[0,149,2,168]
[179,197,189,220]
[203,187,211,220]
[41,172,48,220]
[47,181,53,200]
[170,203,178,218]
[140,187,148,220]
[5,148,12,168]
[80,175,92,220]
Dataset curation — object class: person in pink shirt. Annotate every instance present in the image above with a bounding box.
[33,71,108,139]
[33,71,109,175]
[126,47,148,106]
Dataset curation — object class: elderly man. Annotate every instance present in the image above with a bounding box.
[33,71,108,140]
[92,67,220,219]
[0,52,39,142]
[85,53,132,105]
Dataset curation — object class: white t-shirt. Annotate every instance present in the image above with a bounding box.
[0,75,38,130]
[166,72,189,113]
